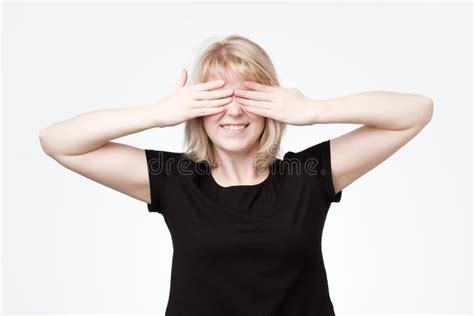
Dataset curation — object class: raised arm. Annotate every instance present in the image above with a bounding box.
[38,69,234,205]
[39,103,160,204]
[233,82,433,197]
[311,90,434,194]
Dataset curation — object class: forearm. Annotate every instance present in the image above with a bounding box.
[310,91,433,130]
[39,102,159,156]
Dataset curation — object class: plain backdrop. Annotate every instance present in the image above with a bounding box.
[2,2,472,315]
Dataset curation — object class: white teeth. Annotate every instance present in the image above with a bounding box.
[221,124,248,131]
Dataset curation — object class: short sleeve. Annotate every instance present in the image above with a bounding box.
[144,149,182,214]
[285,139,342,203]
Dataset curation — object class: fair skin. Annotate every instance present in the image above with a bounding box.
[202,74,269,187]
[39,68,433,205]
[233,82,433,193]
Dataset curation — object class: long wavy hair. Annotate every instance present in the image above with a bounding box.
[184,34,287,170]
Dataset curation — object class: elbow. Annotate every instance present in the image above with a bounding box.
[39,128,53,157]
[421,96,434,125]
[415,96,434,127]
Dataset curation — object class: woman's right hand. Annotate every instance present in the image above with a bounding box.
[152,68,234,127]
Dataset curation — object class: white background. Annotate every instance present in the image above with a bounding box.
[2,2,472,315]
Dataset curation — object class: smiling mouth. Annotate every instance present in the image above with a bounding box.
[219,123,250,131]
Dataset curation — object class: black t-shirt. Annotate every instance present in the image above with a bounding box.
[145,139,342,316]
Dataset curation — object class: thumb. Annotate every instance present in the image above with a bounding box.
[174,68,188,90]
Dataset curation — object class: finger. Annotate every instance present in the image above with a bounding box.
[194,88,234,100]
[194,96,232,108]
[192,80,225,92]
[233,89,274,102]
[194,105,227,117]
[240,104,274,119]
[235,96,272,109]
[243,80,274,93]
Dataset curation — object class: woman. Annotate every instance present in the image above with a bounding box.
[39,35,433,315]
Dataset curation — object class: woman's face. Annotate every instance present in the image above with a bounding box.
[202,75,266,155]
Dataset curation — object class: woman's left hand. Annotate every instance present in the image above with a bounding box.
[233,81,317,126]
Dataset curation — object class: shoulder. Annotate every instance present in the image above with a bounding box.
[281,140,330,174]
[144,149,185,160]
[283,140,328,161]
[144,149,203,176]
[282,139,341,203]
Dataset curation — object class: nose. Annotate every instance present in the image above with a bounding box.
[224,94,245,116]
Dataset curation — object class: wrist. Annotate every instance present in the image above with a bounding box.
[129,103,161,129]
[143,102,167,128]
[306,98,326,125]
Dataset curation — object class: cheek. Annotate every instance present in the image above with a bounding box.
[203,116,217,129]
[202,117,221,138]
[254,117,266,131]
[257,119,267,137]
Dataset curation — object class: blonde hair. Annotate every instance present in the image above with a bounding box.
[184,34,287,170]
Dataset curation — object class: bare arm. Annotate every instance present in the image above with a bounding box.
[39,104,159,157]
[39,70,234,205]
[310,90,434,194]
[38,103,163,204]
[232,82,433,197]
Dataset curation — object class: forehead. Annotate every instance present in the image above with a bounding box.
[206,73,249,89]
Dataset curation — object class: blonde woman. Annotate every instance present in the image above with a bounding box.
[39,34,433,315]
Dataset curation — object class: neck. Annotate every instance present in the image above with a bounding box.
[211,146,268,186]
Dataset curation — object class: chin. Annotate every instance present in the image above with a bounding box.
[218,143,249,153]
